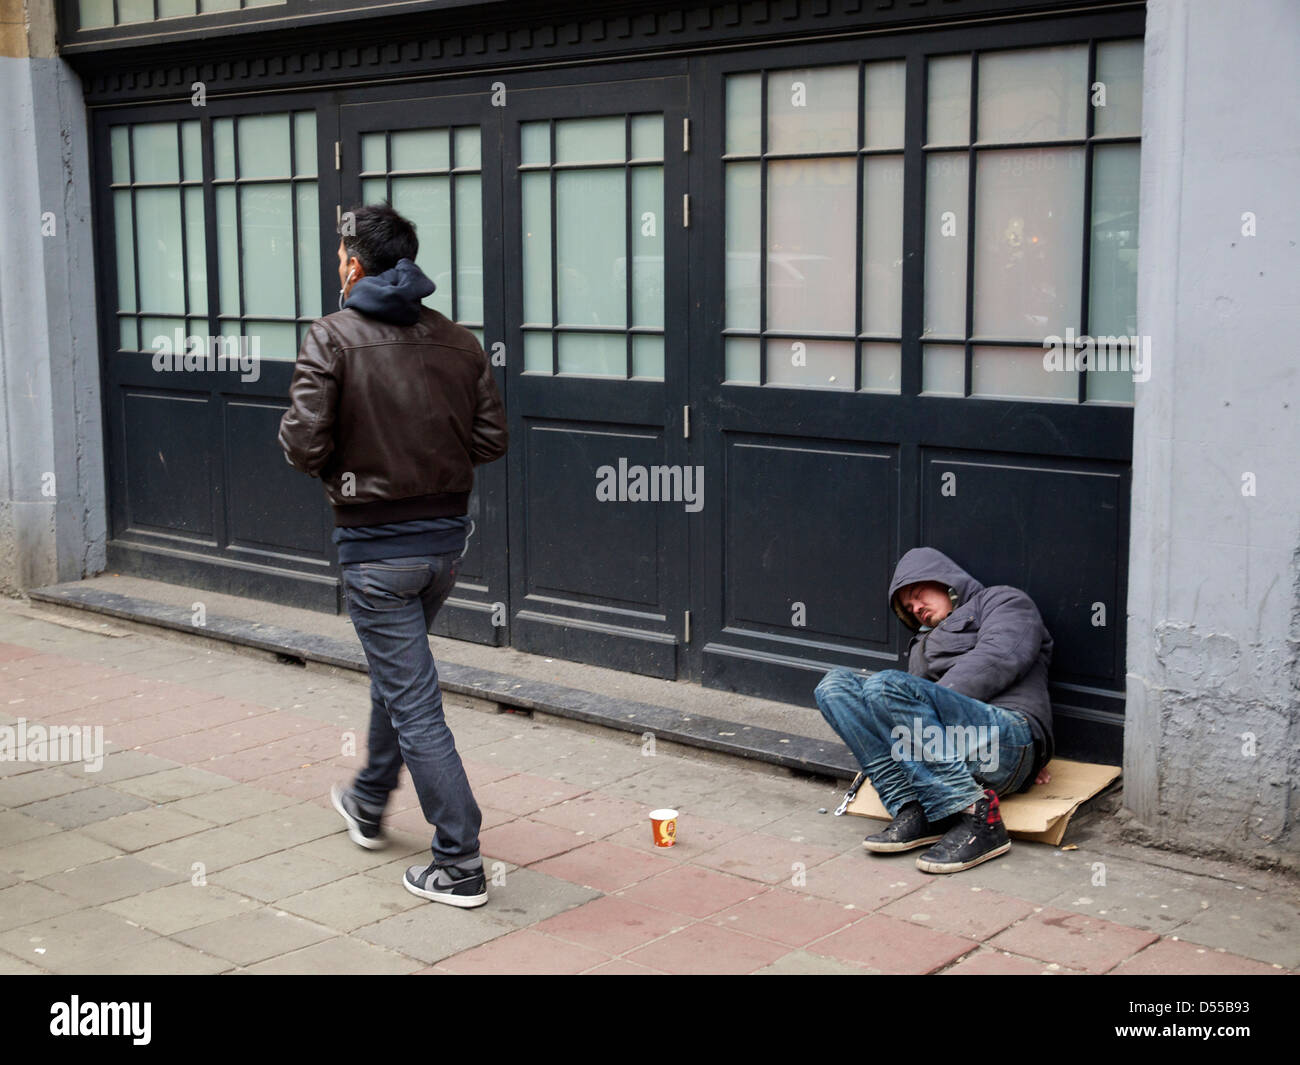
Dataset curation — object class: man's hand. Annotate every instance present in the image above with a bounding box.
[1035,768,1052,786]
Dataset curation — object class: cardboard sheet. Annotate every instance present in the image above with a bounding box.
[844,758,1121,846]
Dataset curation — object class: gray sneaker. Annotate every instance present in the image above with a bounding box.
[404,860,488,908]
[330,783,387,851]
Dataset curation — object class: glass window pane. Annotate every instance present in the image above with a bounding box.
[360,177,386,205]
[631,114,663,160]
[237,114,292,179]
[860,342,900,393]
[391,128,448,172]
[523,331,552,373]
[555,117,624,165]
[922,344,965,395]
[181,121,202,182]
[1089,143,1140,337]
[766,338,854,390]
[863,60,906,149]
[767,158,856,334]
[725,337,760,384]
[521,122,550,166]
[522,171,551,324]
[79,0,114,29]
[159,0,195,18]
[455,173,484,324]
[631,166,663,328]
[111,126,131,183]
[977,45,1087,143]
[633,335,664,380]
[242,320,298,362]
[214,118,235,181]
[390,175,450,316]
[239,184,294,317]
[216,185,239,315]
[118,316,137,350]
[973,148,1085,340]
[454,127,481,171]
[558,332,625,376]
[923,152,967,337]
[141,317,185,355]
[972,344,1077,401]
[132,123,180,183]
[862,155,904,335]
[119,0,152,25]
[725,73,762,155]
[184,186,207,314]
[1094,39,1144,137]
[1086,339,1138,403]
[113,190,136,311]
[767,65,857,154]
[926,54,970,146]
[725,162,761,331]
[135,188,186,313]
[296,183,320,318]
[293,112,316,176]
[361,133,386,174]
[556,169,625,327]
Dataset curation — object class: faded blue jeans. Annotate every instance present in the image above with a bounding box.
[814,668,1036,822]
[341,551,481,865]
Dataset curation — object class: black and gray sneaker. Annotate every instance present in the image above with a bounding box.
[330,783,387,851]
[863,800,962,853]
[404,860,488,908]
[915,788,1011,873]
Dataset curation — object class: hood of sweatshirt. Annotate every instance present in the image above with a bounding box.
[887,547,985,631]
[342,257,436,326]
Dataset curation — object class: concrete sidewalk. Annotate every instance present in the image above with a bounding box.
[1,598,1295,975]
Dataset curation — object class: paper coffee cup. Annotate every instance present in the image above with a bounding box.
[649,808,678,847]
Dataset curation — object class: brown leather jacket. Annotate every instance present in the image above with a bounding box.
[278,306,507,527]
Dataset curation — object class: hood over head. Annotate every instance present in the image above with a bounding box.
[887,547,985,631]
[342,257,435,326]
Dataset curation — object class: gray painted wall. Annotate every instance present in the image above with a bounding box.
[0,48,106,596]
[1127,0,1300,864]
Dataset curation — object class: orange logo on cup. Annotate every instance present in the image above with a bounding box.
[650,808,679,847]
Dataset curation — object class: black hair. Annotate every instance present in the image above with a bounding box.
[340,202,419,276]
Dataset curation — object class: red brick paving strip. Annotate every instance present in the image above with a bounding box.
[987,906,1160,973]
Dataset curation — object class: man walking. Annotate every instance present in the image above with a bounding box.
[279,203,507,907]
[814,547,1054,873]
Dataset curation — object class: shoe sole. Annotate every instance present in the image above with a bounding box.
[915,841,1011,874]
[330,785,388,851]
[862,834,945,853]
[402,876,488,908]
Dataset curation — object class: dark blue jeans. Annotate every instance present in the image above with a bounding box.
[341,551,481,865]
[814,668,1036,822]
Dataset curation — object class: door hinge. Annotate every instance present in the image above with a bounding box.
[334,141,341,171]
[683,117,691,153]
[336,204,342,229]
[683,193,690,228]
[684,610,691,644]
[683,405,690,439]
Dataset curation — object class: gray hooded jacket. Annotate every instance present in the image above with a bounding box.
[888,547,1054,783]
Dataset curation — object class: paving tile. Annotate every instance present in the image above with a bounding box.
[0,810,62,848]
[168,783,296,825]
[276,873,423,932]
[240,935,422,974]
[36,855,181,906]
[133,825,285,876]
[531,840,669,893]
[479,818,588,866]
[113,767,239,804]
[474,773,591,817]
[879,881,1039,941]
[354,903,513,965]
[210,849,347,903]
[625,922,790,975]
[789,850,929,910]
[709,888,860,948]
[439,929,611,974]
[532,895,687,955]
[292,833,414,874]
[942,948,1079,975]
[103,882,259,935]
[475,866,601,928]
[1112,937,1287,975]
[0,882,82,932]
[0,950,49,974]
[754,949,876,974]
[18,785,152,829]
[55,749,179,784]
[762,807,880,853]
[253,763,348,804]
[75,937,234,975]
[618,865,768,918]
[582,958,669,974]
[603,812,749,860]
[103,713,206,751]
[79,806,216,852]
[1161,891,1300,969]
[0,831,124,880]
[204,739,336,783]
[693,831,840,885]
[227,801,342,849]
[931,839,1089,902]
[0,907,160,970]
[463,757,537,789]
[0,766,95,807]
[529,791,649,839]
[808,913,979,974]
[988,906,1160,973]
[173,908,336,966]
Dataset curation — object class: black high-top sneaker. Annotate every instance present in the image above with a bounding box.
[862,800,963,853]
[330,783,387,850]
[914,788,1011,873]
[404,859,489,908]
